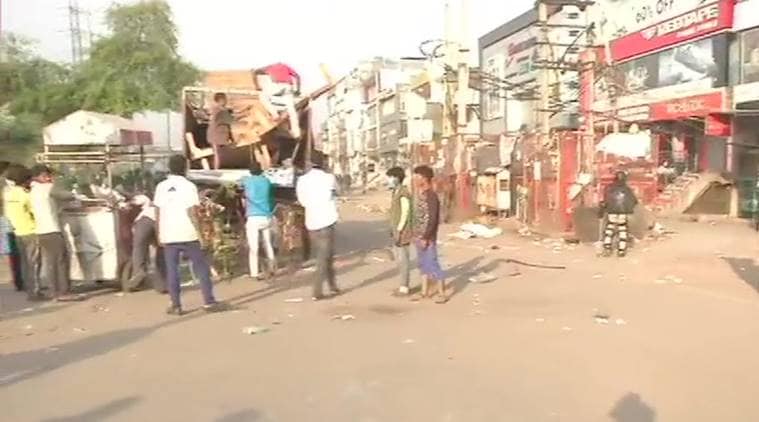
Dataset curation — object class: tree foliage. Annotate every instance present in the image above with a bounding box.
[0,0,200,155]
[77,0,200,116]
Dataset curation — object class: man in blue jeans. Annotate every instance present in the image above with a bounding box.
[154,155,225,315]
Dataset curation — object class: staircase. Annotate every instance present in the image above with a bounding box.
[653,172,731,215]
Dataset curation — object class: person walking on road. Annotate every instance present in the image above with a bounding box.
[386,167,413,296]
[412,165,447,303]
[29,165,79,302]
[296,152,340,301]
[154,155,226,315]
[242,161,277,280]
[3,165,40,300]
[600,171,638,257]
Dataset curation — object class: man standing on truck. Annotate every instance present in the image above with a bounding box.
[207,92,234,170]
[242,161,277,280]
[600,171,638,258]
[155,155,226,315]
[254,63,301,138]
[296,152,340,301]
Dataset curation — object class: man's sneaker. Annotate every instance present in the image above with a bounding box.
[166,305,183,316]
[203,302,229,313]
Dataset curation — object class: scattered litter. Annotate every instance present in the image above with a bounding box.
[656,275,683,285]
[21,307,34,313]
[331,314,356,321]
[73,327,88,333]
[561,326,573,332]
[518,226,532,237]
[370,256,387,263]
[45,347,60,353]
[114,292,125,297]
[301,267,317,273]
[471,310,483,316]
[535,318,546,323]
[468,273,497,284]
[615,319,627,326]
[740,267,747,272]
[403,339,416,344]
[242,326,270,335]
[271,320,282,326]
[91,305,109,313]
[459,223,504,239]
[490,245,501,250]
[449,231,475,240]
[23,325,33,331]
[287,314,295,318]
[592,274,603,279]
[594,316,610,325]
[284,298,304,303]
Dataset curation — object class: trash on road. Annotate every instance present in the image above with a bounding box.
[655,275,683,285]
[23,324,33,331]
[615,319,628,326]
[459,223,504,239]
[20,307,34,313]
[403,338,416,344]
[370,256,387,263]
[73,327,88,333]
[242,326,270,335]
[331,314,356,321]
[91,304,109,313]
[449,231,475,240]
[594,315,610,325]
[114,292,125,297]
[535,318,546,323]
[592,274,603,279]
[468,273,497,284]
[45,347,60,353]
[284,298,304,303]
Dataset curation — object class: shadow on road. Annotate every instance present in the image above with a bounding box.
[40,396,141,422]
[609,393,656,422]
[0,305,217,388]
[216,408,265,422]
[722,257,759,293]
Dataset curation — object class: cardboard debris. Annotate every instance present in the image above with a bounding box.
[459,223,503,239]
[331,314,356,321]
[468,273,497,284]
[242,326,270,335]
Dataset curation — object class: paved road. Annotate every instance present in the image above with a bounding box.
[2,198,759,421]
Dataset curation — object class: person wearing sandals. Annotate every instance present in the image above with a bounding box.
[386,167,412,296]
[412,166,447,303]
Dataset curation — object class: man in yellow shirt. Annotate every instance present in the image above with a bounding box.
[3,165,41,300]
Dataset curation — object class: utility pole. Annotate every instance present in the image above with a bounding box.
[535,0,551,225]
[68,0,84,64]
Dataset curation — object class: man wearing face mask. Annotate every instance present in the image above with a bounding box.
[386,167,412,296]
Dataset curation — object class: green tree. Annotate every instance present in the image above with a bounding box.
[78,0,201,116]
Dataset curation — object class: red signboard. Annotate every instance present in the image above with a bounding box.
[610,0,734,62]
[704,113,732,137]
[650,91,725,120]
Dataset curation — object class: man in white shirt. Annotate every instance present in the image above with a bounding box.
[29,165,79,302]
[295,152,340,300]
[154,156,224,315]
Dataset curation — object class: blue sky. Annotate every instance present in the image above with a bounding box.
[4,0,532,89]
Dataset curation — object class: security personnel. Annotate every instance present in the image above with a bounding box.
[600,171,638,257]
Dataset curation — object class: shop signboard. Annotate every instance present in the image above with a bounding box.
[649,91,725,120]
[734,0,759,32]
[595,34,727,106]
[596,0,709,43]
[606,0,734,61]
[740,28,759,84]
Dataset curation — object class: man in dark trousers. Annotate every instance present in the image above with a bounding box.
[296,152,340,301]
[600,171,638,257]
[154,155,226,315]
[412,165,447,303]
